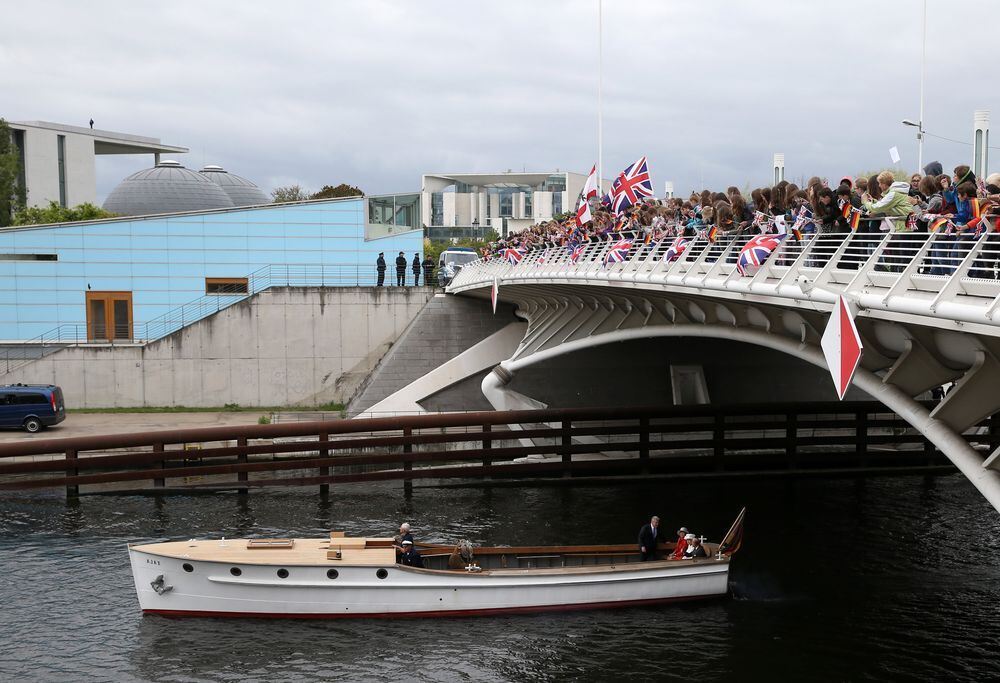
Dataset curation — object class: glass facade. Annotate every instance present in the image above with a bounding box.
[431,192,444,226]
[540,174,566,192]
[368,193,421,231]
[56,135,67,207]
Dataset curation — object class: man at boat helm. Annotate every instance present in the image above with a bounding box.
[637,516,662,561]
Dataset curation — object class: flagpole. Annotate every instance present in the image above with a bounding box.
[597,0,603,195]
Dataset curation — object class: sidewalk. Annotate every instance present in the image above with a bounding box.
[0,412,267,443]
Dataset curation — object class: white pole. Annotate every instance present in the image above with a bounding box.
[597,0,603,194]
[918,0,926,171]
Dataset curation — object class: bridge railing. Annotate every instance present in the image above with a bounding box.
[453,221,1000,323]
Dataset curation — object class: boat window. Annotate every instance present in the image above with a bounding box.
[327,569,339,579]
[182,563,193,572]
[277,568,289,578]
[376,568,388,579]
[230,567,242,577]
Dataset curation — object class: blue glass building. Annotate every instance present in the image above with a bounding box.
[0,197,423,341]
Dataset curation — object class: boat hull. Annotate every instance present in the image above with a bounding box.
[129,547,730,619]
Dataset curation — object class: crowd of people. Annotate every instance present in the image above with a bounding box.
[484,163,1000,271]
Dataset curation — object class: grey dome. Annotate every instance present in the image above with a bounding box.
[199,165,270,206]
[103,160,235,216]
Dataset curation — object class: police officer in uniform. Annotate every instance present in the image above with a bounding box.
[395,251,407,286]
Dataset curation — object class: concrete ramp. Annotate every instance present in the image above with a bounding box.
[347,294,517,416]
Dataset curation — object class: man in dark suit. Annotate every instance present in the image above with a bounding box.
[411,253,421,286]
[637,515,662,561]
[395,251,407,286]
[376,252,386,286]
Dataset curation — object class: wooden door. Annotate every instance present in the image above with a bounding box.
[86,291,132,341]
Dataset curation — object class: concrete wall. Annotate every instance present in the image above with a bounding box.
[21,127,96,207]
[3,286,435,408]
[348,295,518,415]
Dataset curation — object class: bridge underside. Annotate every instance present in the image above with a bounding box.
[439,282,1000,512]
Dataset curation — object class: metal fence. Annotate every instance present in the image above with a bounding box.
[451,218,1000,326]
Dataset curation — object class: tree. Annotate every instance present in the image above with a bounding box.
[270,185,311,203]
[13,201,117,226]
[311,183,364,199]
[0,119,26,228]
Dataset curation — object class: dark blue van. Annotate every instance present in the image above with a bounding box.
[0,384,66,432]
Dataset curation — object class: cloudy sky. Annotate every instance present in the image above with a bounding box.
[4,0,998,202]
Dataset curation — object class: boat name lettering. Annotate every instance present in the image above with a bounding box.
[146,559,161,565]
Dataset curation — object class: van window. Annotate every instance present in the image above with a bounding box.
[14,393,48,405]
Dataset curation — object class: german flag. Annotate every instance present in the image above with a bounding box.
[839,199,852,219]
[791,228,803,242]
[706,225,718,243]
[929,217,951,233]
[970,198,982,220]
[848,208,861,231]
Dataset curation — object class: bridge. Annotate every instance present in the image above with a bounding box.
[445,229,1000,512]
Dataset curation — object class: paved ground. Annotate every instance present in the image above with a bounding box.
[0,412,268,443]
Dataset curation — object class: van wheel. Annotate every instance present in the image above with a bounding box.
[23,417,42,433]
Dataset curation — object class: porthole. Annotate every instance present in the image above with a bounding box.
[277,568,289,579]
[327,569,339,579]
[230,567,242,577]
[376,568,388,579]
[182,563,193,573]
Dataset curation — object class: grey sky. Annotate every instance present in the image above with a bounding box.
[4,0,998,203]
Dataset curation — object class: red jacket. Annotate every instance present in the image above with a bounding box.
[671,537,688,559]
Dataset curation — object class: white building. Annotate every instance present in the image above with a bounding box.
[420,170,612,239]
[8,120,188,208]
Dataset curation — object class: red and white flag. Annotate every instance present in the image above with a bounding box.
[582,164,599,200]
[575,196,592,226]
[491,276,499,314]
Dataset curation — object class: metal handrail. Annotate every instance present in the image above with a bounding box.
[451,229,1000,328]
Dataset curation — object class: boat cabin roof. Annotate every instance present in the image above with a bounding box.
[131,533,397,566]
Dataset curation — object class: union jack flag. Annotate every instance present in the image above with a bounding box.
[662,235,688,263]
[568,242,585,263]
[737,233,785,277]
[752,211,769,230]
[603,238,632,266]
[792,206,814,233]
[503,247,525,266]
[610,156,654,215]
[971,213,993,238]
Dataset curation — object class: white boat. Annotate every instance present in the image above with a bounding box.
[128,512,745,619]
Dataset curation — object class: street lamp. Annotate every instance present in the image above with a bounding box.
[472,218,480,240]
[902,119,924,170]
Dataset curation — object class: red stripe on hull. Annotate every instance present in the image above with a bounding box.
[144,593,724,620]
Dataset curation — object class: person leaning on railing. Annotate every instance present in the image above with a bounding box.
[861,171,916,272]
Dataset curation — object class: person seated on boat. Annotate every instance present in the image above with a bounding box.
[638,515,662,561]
[399,540,425,568]
[393,522,414,560]
[671,526,689,560]
[394,522,414,547]
[683,534,707,559]
[447,540,475,570]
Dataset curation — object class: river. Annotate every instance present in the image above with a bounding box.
[1,473,998,682]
